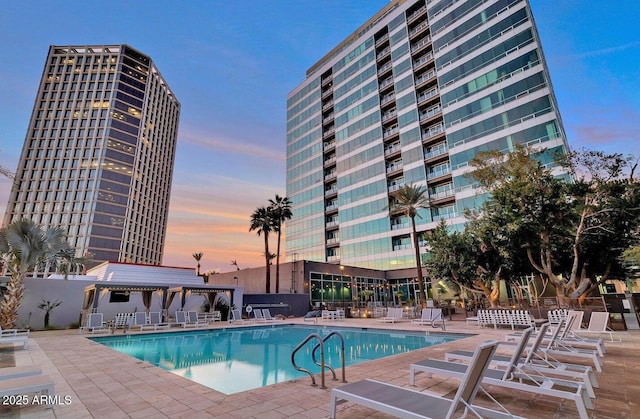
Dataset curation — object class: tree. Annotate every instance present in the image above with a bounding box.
[192,252,204,276]
[0,219,71,329]
[469,145,640,304]
[390,184,429,308]
[250,206,275,293]
[268,195,292,294]
[37,299,62,328]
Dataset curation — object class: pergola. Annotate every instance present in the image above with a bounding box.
[167,285,237,311]
[82,282,170,313]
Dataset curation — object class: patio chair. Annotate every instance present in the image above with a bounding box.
[0,366,42,380]
[410,327,592,419]
[131,312,148,330]
[112,312,134,333]
[0,375,55,408]
[573,311,622,343]
[187,311,208,327]
[262,309,283,322]
[140,312,170,331]
[253,308,266,323]
[377,307,404,323]
[330,341,520,419]
[0,327,30,349]
[81,312,109,334]
[229,309,245,324]
[411,308,446,330]
[175,311,196,328]
[446,323,598,399]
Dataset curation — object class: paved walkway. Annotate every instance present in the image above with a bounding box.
[1,315,639,418]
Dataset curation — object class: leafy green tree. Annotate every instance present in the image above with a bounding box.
[268,195,292,294]
[390,184,429,308]
[250,206,275,293]
[469,145,640,304]
[0,219,71,329]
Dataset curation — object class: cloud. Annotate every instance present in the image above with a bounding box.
[179,129,285,162]
[573,41,640,60]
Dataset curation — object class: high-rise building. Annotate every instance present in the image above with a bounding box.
[3,45,180,271]
[286,0,568,270]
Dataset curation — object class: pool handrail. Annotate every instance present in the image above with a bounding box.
[311,331,347,383]
[291,333,326,388]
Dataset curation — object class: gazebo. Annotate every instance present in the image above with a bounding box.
[82,282,170,315]
[167,285,237,312]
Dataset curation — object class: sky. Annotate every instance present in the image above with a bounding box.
[1,1,639,273]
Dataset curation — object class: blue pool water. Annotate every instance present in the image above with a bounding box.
[92,324,465,394]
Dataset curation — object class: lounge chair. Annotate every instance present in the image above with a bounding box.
[131,312,148,330]
[0,375,55,408]
[0,327,29,349]
[252,308,266,323]
[330,341,520,419]
[262,309,283,322]
[80,313,109,334]
[175,311,196,328]
[187,311,208,327]
[573,311,622,343]
[411,308,446,330]
[229,309,245,324]
[0,366,42,380]
[411,327,592,419]
[447,323,598,399]
[112,312,134,332]
[140,312,170,331]
[377,307,404,323]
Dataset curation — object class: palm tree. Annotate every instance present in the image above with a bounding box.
[390,184,430,308]
[250,206,274,293]
[0,218,71,329]
[268,195,292,294]
[37,299,62,328]
[192,251,204,276]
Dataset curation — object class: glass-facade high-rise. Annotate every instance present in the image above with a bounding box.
[3,45,180,271]
[286,0,568,270]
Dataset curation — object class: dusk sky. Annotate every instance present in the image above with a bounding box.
[1,1,639,273]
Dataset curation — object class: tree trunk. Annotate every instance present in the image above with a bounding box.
[410,216,428,308]
[264,234,271,294]
[0,274,25,329]
[275,228,282,294]
[44,312,50,328]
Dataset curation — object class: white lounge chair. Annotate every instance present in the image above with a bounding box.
[0,327,29,349]
[411,308,446,329]
[448,322,598,399]
[262,309,283,322]
[331,341,520,419]
[377,307,404,323]
[252,308,266,323]
[81,313,109,334]
[140,312,170,331]
[187,311,208,327]
[0,366,42,380]
[0,375,55,408]
[131,312,148,330]
[112,312,134,332]
[229,309,245,324]
[411,328,592,419]
[573,311,622,342]
[175,311,196,328]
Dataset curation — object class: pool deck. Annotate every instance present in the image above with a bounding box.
[1,314,639,418]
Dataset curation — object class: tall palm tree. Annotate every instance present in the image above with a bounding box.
[250,206,274,293]
[268,195,293,294]
[192,251,204,276]
[0,218,71,329]
[390,184,430,308]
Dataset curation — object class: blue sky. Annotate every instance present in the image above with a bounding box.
[1,1,639,272]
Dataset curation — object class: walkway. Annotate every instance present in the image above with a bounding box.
[1,315,638,418]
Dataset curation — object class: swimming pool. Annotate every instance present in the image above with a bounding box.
[92,324,465,394]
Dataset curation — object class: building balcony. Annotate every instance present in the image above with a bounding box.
[321,88,333,99]
[429,187,455,201]
[422,123,444,141]
[388,182,404,193]
[409,20,429,39]
[384,143,401,156]
[377,61,393,76]
[323,127,335,139]
[383,126,399,139]
[324,156,336,167]
[426,165,451,180]
[380,93,395,107]
[375,33,389,46]
[415,69,437,88]
[381,109,397,122]
[407,5,427,23]
[324,141,336,151]
[326,220,339,228]
[386,163,403,174]
[413,52,434,71]
[377,47,391,60]
[393,243,413,251]
[424,142,448,160]
[322,100,334,111]
[410,35,431,54]
[323,113,334,124]
[391,222,410,230]
[325,203,338,212]
[324,171,337,180]
[416,87,439,105]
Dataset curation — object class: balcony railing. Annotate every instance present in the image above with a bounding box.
[386,163,403,173]
[413,52,434,70]
[429,187,455,200]
[420,105,442,121]
[409,20,429,37]
[422,123,444,140]
[376,33,389,45]
[377,62,393,76]
[380,93,395,106]
[393,243,413,251]
[415,69,436,86]
[382,109,397,122]
[388,182,404,193]
[391,222,410,230]
[377,47,391,59]
[323,141,336,151]
[383,126,399,139]
[407,5,427,23]
[322,100,334,111]
[326,220,339,228]
[417,87,438,103]
[411,35,431,53]
[325,172,337,180]
[379,77,394,89]
[427,164,451,180]
[424,142,448,160]
[384,143,401,155]
[324,156,336,165]
[323,127,335,138]
[325,186,337,195]
[326,203,338,211]
[326,237,340,245]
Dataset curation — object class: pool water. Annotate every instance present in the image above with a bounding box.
[92,324,464,394]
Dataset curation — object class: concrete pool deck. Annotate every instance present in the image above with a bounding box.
[1,315,639,418]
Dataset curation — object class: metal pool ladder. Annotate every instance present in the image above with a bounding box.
[291,331,347,389]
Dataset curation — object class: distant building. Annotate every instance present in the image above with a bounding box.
[285,0,569,271]
[3,45,180,273]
